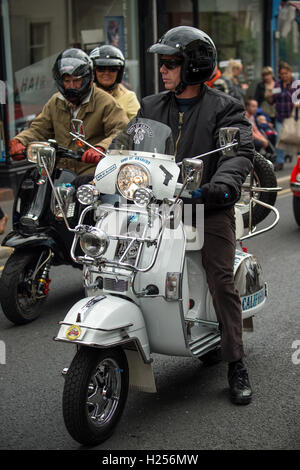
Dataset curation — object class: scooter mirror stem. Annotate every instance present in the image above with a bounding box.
[69,132,107,158]
[177,142,238,167]
[40,156,76,233]
[173,175,194,205]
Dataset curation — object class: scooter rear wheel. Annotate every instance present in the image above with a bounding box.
[62,346,129,446]
[237,152,277,228]
[0,249,50,325]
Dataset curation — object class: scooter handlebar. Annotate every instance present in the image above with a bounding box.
[56,147,84,161]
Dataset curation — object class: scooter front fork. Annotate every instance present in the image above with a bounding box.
[36,250,53,297]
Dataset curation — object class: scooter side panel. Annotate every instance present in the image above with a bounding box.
[137,224,192,357]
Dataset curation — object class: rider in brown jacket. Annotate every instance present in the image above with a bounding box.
[9,48,129,175]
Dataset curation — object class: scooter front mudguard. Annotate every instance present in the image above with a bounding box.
[54,294,151,363]
[2,231,54,249]
[1,231,76,266]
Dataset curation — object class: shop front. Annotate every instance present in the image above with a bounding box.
[0,0,272,192]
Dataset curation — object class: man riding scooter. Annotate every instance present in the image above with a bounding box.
[138,26,255,405]
[1,49,129,325]
[9,48,129,172]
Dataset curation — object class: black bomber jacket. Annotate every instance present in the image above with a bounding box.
[137,84,254,210]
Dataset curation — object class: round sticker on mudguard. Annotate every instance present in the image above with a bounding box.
[66,325,82,341]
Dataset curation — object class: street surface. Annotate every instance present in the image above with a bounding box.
[0,168,299,450]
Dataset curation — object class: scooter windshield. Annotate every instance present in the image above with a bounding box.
[109,118,175,156]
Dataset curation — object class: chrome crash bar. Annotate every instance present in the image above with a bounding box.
[238,174,281,240]
[70,204,167,273]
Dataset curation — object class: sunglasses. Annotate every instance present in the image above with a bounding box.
[96,66,120,72]
[159,58,183,70]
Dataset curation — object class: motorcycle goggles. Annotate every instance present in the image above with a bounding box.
[159,58,183,70]
[96,65,120,73]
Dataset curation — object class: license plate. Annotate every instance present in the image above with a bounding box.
[240,287,265,311]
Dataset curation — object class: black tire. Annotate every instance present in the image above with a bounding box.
[238,152,278,228]
[293,196,300,226]
[0,249,50,325]
[62,347,129,446]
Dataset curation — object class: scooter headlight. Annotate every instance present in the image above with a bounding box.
[117,163,150,200]
[80,228,109,257]
[27,142,51,163]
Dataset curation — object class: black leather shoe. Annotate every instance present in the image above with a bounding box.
[228,360,252,405]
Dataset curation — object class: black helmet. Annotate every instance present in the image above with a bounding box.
[148,26,217,89]
[52,48,93,105]
[89,45,125,88]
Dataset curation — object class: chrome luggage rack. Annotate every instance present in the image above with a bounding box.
[238,179,282,241]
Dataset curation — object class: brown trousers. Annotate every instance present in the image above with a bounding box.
[201,207,244,363]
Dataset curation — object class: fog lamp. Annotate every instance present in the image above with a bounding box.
[77,184,99,205]
[80,227,109,257]
[133,187,154,207]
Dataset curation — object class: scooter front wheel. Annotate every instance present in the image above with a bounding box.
[0,249,51,325]
[62,346,129,446]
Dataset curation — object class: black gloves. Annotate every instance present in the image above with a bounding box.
[201,183,231,205]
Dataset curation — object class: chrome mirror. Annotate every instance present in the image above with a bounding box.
[219,127,240,156]
[181,159,203,191]
[27,142,56,184]
[71,119,86,138]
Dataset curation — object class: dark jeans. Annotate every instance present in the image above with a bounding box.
[0,206,4,219]
[201,207,244,363]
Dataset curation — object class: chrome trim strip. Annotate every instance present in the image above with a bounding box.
[58,321,134,332]
[53,335,152,364]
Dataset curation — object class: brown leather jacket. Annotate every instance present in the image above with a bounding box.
[15,84,129,174]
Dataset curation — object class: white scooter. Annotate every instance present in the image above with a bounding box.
[50,118,280,445]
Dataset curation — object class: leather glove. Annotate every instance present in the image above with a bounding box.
[192,188,203,199]
[9,139,26,161]
[201,183,231,204]
[81,147,105,165]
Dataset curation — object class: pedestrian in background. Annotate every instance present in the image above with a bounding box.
[222,59,248,103]
[245,99,270,153]
[271,61,294,171]
[254,66,276,124]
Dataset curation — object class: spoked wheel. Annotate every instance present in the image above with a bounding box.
[236,152,277,228]
[0,249,51,324]
[62,347,129,446]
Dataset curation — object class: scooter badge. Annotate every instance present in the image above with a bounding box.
[66,325,82,341]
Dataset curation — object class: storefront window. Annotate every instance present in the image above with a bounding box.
[197,0,264,86]
[4,0,139,142]
[162,0,193,30]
